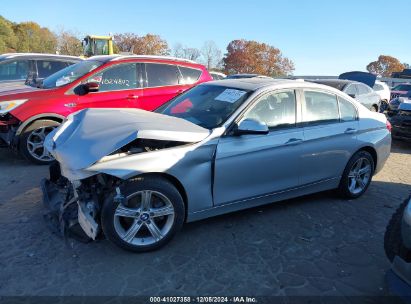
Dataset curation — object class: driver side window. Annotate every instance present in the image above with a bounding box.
[243,90,296,129]
[87,63,138,92]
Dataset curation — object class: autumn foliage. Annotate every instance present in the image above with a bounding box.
[114,33,169,56]
[366,55,405,77]
[223,39,294,76]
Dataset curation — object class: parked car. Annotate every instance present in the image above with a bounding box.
[311,79,381,112]
[384,195,411,300]
[391,83,411,100]
[0,55,212,164]
[387,101,411,141]
[226,73,271,79]
[0,53,81,86]
[373,80,391,102]
[209,71,226,80]
[42,78,391,252]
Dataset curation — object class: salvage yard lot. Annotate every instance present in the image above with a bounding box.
[0,141,410,297]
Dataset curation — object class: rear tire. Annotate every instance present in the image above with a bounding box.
[338,150,374,199]
[384,198,411,262]
[19,119,60,165]
[370,105,378,112]
[101,176,185,252]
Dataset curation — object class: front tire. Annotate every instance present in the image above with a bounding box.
[101,176,185,252]
[338,150,374,199]
[19,119,60,165]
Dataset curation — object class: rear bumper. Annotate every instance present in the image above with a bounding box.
[392,125,411,141]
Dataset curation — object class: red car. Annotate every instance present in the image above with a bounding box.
[0,55,212,164]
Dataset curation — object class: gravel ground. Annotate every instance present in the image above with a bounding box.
[0,140,410,298]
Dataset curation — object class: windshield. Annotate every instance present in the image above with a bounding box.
[156,84,253,129]
[393,84,411,91]
[42,60,103,89]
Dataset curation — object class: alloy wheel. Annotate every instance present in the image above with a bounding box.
[26,126,56,162]
[113,190,175,246]
[347,157,372,195]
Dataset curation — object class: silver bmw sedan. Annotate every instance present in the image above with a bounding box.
[42,78,391,252]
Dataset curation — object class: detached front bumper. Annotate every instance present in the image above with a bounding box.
[41,163,98,242]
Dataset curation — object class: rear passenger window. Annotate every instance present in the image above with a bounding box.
[37,60,68,78]
[178,66,202,84]
[344,84,357,96]
[373,84,384,91]
[146,63,179,87]
[303,91,339,125]
[338,97,357,122]
[357,84,371,95]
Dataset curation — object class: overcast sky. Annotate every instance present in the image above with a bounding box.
[3,0,410,75]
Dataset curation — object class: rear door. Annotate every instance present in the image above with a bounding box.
[76,62,142,109]
[300,90,359,185]
[214,89,303,205]
[140,63,186,111]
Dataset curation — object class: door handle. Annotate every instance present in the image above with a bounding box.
[285,138,303,145]
[344,128,357,134]
[127,94,139,100]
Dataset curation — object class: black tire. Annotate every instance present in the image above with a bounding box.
[384,198,411,262]
[101,176,185,252]
[19,119,60,165]
[370,105,378,112]
[338,150,375,199]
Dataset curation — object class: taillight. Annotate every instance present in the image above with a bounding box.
[386,120,392,132]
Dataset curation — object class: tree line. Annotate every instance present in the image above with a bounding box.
[0,15,408,77]
[0,15,295,76]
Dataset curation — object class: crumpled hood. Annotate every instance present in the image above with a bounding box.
[45,108,210,170]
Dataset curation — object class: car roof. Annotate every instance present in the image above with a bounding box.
[204,78,343,93]
[309,79,366,90]
[0,53,82,61]
[87,54,199,65]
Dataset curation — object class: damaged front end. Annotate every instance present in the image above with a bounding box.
[41,162,119,242]
[41,108,210,243]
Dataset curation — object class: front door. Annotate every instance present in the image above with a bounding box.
[76,62,142,109]
[214,89,303,205]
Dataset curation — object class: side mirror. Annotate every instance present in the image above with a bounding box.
[84,82,100,93]
[233,118,269,136]
[74,82,100,96]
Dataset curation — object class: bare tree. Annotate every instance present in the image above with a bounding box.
[172,43,201,61]
[55,28,82,56]
[201,40,222,70]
